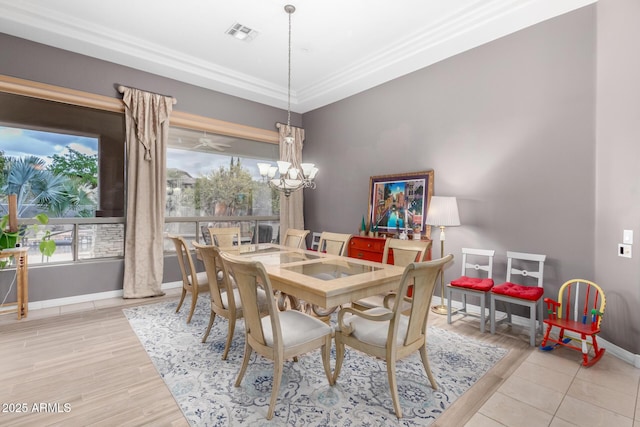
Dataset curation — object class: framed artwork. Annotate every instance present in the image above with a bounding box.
[368,170,434,238]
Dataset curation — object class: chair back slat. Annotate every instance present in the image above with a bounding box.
[168,234,197,289]
[220,251,280,349]
[193,242,233,311]
[394,254,453,346]
[318,232,351,256]
[557,279,606,327]
[461,247,495,278]
[382,238,431,266]
[282,228,310,249]
[208,227,241,248]
[505,251,546,288]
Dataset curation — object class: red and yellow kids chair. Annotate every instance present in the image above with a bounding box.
[540,279,606,367]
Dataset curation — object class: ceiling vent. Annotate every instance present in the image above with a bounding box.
[225,23,259,42]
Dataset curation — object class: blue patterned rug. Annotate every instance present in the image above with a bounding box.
[123,297,507,426]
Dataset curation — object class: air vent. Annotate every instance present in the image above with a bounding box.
[225,23,259,42]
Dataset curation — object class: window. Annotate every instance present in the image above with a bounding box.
[0,91,125,217]
[0,124,99,218]
[164,127,280,247]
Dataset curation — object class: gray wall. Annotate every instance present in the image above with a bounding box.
[302,7,603,344]
[595,0,640,353]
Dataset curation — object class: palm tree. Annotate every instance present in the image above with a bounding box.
[2,156,66,217]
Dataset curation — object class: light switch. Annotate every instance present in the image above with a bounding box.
[623,230,633,244]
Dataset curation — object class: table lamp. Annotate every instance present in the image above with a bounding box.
[425,196,460,315]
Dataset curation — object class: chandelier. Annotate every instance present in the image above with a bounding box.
[257,161,318,197]
[257,4,319,197]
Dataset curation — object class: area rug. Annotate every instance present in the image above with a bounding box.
[123,297,507,426]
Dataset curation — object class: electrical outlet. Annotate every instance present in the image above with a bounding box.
[618,243,632,258]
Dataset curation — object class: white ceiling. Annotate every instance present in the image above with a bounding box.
[0,0,595,113]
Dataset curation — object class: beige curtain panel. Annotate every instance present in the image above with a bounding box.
[122,87,174,298]
[278,124,305,244]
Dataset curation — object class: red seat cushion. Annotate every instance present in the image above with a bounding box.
[450,276,494,292]
[491,282,544,301]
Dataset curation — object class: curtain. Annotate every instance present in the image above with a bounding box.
[122,87,174,298]
[278,124,305,243]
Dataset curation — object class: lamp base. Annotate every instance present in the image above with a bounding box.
[430,304,448,315]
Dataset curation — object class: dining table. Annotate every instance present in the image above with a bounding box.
[221,243,406,311]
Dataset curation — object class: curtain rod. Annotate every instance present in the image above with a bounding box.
[117,85,177,105]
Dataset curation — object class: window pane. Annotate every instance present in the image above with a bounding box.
[23,223,74,264]
[164,222,198,252]
[166,127,279,218]
[78,223,124,260]
[0,124,99,219]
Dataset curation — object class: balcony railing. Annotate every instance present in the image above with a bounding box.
[12,215,279,266]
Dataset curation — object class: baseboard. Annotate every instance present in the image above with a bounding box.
[436,296,640,368]
[26,281,183,311]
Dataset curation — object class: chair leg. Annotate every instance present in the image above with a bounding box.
[222,316,236,360]
[234,342,252,387]
[479,293,486,333]
[186,290,197,324]
[540,323,552,348]
[333,339,345,384]
[447,287,453,325]
[320,337,333,386]
[490,295,496,334]
[419,345,437,390]
[176,288,187,313]
[202,311,216,343]
[267,358,284,420]
[386,357,402,419]
[529,302,536,346]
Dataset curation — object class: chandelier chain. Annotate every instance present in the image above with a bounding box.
[287,5,293,129]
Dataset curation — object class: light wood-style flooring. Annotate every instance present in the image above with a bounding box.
[1,289,638,426]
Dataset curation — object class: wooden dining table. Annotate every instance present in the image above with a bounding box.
[224,243,405,310]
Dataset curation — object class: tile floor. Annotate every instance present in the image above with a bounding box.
[465,340,640,427]
[2,290,639,427]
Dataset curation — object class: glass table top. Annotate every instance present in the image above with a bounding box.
[281,258,382,280]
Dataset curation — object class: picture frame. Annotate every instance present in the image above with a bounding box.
[368,170,434,238]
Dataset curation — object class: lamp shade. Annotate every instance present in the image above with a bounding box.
[425,196,460,227]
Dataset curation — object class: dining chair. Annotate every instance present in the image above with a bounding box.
[192,242,268,359]
[446,248,495,332]
[490,251,547,346]
[309,231,352,316]
[352,238,432,310]
[281,228,310,249]
[333,254,454,418]
[317,231,352,256]
[168,234,208,323]
[310,232,322,251]
[207,226,241,249]
[219,250,334,420]
[254,224,273,243]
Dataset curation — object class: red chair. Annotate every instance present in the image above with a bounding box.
[490,251,546,346]
[446,248,495,332]
[540,279,606,367]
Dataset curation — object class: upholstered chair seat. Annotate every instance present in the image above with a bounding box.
[450,276,495,292]
[260,310,333,347]
[491,281,544,300]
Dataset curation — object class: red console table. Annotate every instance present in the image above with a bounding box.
[348,236,393,263]
[348,235,432,264]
